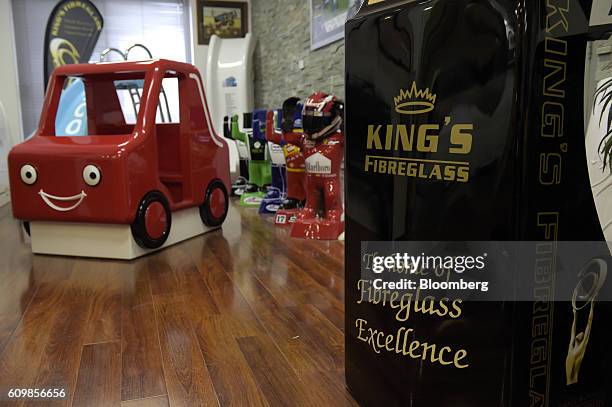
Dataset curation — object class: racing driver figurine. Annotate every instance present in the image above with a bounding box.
[266,97,307,225]
[291,92,344,240]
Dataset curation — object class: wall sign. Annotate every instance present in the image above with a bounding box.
[198,1,248,45]
[310,0,363,50]
[590,0,612,27]
[43,0,103,88]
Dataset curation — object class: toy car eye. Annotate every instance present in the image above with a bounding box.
[20,164,38,185]
[83,165,101,186]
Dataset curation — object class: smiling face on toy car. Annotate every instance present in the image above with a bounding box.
[22,164,102,212]
[18,163,103,212]
[8,138,133,224]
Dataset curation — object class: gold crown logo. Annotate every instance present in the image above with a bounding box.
[394,82,437,115]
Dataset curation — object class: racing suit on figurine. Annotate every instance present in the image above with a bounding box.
[266,97,306,211]
[291,92,344,240]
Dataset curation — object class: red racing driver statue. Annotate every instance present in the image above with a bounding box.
[291,92,344,240]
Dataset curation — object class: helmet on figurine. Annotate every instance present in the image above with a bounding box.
[281,97,302,134]
[302,92,344,140]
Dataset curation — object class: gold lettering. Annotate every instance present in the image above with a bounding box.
[449,124,473,154]
[395,125,414,151]
[367,125,383,149]
[539,153,562,185]
[541,102,564,138]
[545,0,569,34]
[543,59,567,98]
[417,125,439,152]
[454,349,469,369]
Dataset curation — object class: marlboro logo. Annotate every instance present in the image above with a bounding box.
[306,153,332,174]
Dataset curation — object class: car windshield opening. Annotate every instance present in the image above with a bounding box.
[55,71,148,137]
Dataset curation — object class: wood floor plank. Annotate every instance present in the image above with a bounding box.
[162,247,220,318]
[229,256,344,377]
[154,244,266,405]
[72,342,121,407]
[194,315,269,407]
[148,256,179,297]
[120,256,166,402]
[23,262,99,407]
[225,267,284,316]
[218,245,334,377]
[0,264,38,357]
[301,368,359,407]
[153,294,219,407]
[188,240,257,319]
[83,261,122,345]
[121,303,166,402]
[309,293,345,333]
[254,309,331,377]
[0,216,35,357]
[121,395,170,407]
[0,258,73,397]
[237,335,314,406]
[286,255,345,303]
[212,209,349,380]
[239,219,344,308]
[118,260,154,308]
[287,304,344,371]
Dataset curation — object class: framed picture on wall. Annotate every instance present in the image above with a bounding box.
[310,0,363,50]
[197,1,248,45]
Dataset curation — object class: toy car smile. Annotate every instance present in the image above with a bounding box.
[38,190,88,212]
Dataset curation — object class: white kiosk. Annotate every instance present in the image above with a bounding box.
[206,34,256,177]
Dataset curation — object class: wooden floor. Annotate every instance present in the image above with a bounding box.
[0,201,355,406]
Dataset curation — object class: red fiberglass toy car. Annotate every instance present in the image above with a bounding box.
[9,59,230,250]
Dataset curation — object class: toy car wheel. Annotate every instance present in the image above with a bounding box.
[131,191,172,249]
[200,180,229,227]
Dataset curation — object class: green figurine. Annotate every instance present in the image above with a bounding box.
[231,114,272,206]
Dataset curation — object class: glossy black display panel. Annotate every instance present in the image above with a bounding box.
[345,1,611,406]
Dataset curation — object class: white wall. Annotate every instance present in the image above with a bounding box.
[189,0,251,75]
[0,0,23,205]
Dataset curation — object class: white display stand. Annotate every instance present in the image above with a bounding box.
[30,207,216,260]
[584,36,612,126]
[586,77,612,241]
[206,33,256,177]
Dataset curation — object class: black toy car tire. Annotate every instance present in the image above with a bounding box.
[200,180,229,227]
[131,191,172,249]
